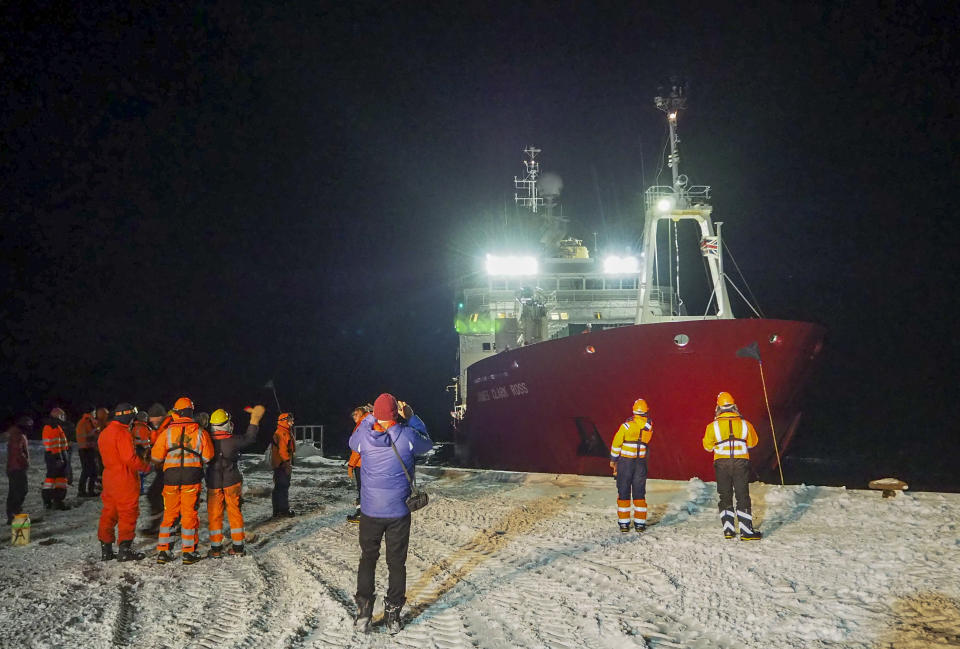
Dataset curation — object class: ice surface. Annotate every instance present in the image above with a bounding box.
[1,444,959,648]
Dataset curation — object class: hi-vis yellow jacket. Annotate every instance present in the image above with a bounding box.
[702,412,758,461]
[610,416,653,460]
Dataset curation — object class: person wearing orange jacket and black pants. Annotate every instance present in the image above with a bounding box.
[702,391,761,541]
[76,409,100,497]
[98,404,152,561]
[271,412,296,518]
[151,397,214,564]
[205,405,264,558]
[42,408,70,510]
[140,403,170,534]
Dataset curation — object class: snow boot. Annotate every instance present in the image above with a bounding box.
[737,508,761,541]
[346,512,360,524]
[384,601,403,635]
[228,544,246,557]
[117,540,145,562]
[720,508,736,539]
[618,522,631,534]
[182,550,202,565]
[634,521,646,533]
[53,500,70,511]
[101,542,116,561]
[207,545,223,559]
[156,550,174,564]
[354,595,374,633]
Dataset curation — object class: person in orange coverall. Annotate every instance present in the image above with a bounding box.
[270,412,296,517]
[151,396,214,565]
[98,403,152,561]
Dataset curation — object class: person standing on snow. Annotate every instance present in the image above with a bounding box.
[270,412,296,518]
[609,398,654,533]
[75,408,100,497]
[349,393,432,635]
[346,404,373,524]
[41,407,70,510]
[205,405,264,558]
[97,404,152,561]
[140,402,169,535]
[150,397,214,564]
[5,416,32,525]
[702,391,762,541]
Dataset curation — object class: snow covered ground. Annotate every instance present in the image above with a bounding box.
[2,441,959,649]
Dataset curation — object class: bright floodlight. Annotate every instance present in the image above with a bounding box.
[485,254,538,276]
[603,255,639,274]
[656,196,674,213]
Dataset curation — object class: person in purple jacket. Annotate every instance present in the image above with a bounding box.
[349,392,432,635]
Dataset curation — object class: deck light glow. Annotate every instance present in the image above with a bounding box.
[656,196,674,213]
[485,254,538,276]
[602,255,639,274]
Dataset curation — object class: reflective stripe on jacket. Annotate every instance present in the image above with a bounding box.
[610,416,652,460]
[702,414,758,461]
[151,418,214,485]
[42,424,69,454]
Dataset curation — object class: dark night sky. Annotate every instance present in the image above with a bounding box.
[1,2,957,483]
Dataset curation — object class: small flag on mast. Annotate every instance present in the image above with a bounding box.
[700,236,719,258]
[263,379,275,390]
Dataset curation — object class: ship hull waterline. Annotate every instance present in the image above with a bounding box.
[455,318,825,481]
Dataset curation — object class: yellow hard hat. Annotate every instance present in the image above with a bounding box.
[210,409,231,426]
[632,398,648,415]
[716,391,735,407]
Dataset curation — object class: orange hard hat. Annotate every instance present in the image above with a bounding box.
[632,398,649,415]
[278,412,294,422]
[173,397,195,412]
[716,391,735,407]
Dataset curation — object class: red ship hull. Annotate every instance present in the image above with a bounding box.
[455,319,825,480]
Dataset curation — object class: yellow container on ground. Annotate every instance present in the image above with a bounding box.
[11,513,30,545]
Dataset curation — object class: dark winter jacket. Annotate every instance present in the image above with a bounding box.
[205,424,259,489]
[5,425,29,472]
[349,414,432,518]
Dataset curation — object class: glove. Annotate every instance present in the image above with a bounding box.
[245,405,266,426]
[347,465,354,479]
[398,400,413,421]
[609,460,617,476]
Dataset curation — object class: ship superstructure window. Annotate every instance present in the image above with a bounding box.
[559,278,583,290]
[550,312,560,320]
[560,312,569,320]
[622,278,636,289]
[585,279,603,290]
[470,313,479,323]
[594,312,603,319]
[497,312,506,319]
[482,342,492,351]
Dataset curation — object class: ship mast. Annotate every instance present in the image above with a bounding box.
[637,82,733,323]
[514,146,544,213]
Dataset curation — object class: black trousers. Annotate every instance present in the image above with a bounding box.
[272,467,291,514]
[357,513,411,607]
[615,457,647,500]
[714,458,751,512]
[6,470,27,522]
[78,448,98,494]
[147,466,165,517]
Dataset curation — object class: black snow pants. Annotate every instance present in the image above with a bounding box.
[6,470,27,523]
[714,458,751,512]
[272,467,291,514]
[357,513,411,608]
[78,448,98,494]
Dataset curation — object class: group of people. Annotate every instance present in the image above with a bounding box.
[609,389,763,541]
[4,397,298,565]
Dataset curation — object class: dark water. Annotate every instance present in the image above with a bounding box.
[770,455,959,494]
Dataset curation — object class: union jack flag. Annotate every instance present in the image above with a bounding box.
[700,236,719,258]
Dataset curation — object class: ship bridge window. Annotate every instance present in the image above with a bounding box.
[559,278,583,290]
[482,342,492,351]
[621,278,636,289]
[585,278,603,290]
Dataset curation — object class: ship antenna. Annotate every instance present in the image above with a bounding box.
[514,146,544,213]
[654,79,688,198]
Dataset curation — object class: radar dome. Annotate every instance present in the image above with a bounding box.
[539,172,563,197]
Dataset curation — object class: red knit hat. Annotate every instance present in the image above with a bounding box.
[373,393,398,421]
